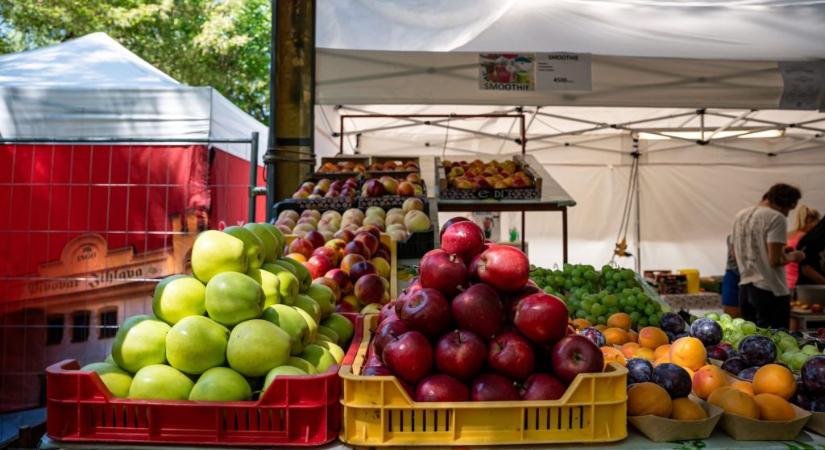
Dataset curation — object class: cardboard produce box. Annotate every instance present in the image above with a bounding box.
[719,403,811,441]
[629,398,722,442]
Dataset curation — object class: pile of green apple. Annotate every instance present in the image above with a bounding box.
[773,330,825,372]
[80,222,354,402]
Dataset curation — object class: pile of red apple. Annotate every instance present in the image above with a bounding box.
[444,159,534,190]
[292,177,359,200]
[368,159,419,172]
[363,218,605,402]
[318,161,366,174]
[361,174,424,198]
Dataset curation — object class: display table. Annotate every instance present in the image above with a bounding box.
[38,429,825,449]
[790,310,825,331]
[662,292,722,314]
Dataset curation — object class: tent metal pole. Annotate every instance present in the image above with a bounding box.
[265,0,278,222]
[248,131,260,223]
[633,139,642,274]
[706,111,825,134]
[339,114,344,154]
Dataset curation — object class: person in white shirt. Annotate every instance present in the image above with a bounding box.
[732,184,805,329]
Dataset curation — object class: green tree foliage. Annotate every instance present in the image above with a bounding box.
[0,0,271,122]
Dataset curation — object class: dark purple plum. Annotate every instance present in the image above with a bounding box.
[659,312,686,334]
[706,345,729,361]
[689,318,723,347]
[738,336,777,367]
[802,355,825,397]
[578,327,606,347]
[652,363,692,398]
[721,356,748,376]
[665,331,677,342]
[810,397,825,412]
[626,358,654,385]
[737,366,758,381]
[674,331,690,340]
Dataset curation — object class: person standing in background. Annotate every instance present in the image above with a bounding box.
[798,217,825,287]
[721,234,741,317]
[787,206,821,292]
[732,184,806,328]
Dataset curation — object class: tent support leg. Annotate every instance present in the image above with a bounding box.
[265,0,278,222]
[633,142,642,273]
[562,207,569,263]
[248,131,260,223]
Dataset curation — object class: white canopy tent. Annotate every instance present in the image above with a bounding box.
[0,32,267,161]
[314,0,825,275]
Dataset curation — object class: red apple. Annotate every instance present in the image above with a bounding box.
[451,283,504,339]
[383,331,433,383]
[415,374,470,402]
[349,260,377,283]
[471,373,519,401]
[354,274,385,304]
[379,301,399,324]
[312,246,340,266]
[354,232,380,256]
[340,253,366,274]
[395,288,450,339]
[520,373,566,400]
[312,277,341,301]
[435,329,486,381]
[419,249,467,297]
[325,268,352,294]
[551,335,604,384]
[338,294,359,312]
[513,293,569,343]
[305,254,334,280]
[441,221,485,262]
[304,230,326,249]
[333,228,355,242]
[374,319,410,356]
[288,237,315,259]
[344,240,371,259]
[397,181,415,197]
[474,245,529,293]
[487,331,535,381]
[362,179,386,197]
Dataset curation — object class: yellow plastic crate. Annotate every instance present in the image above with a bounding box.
[339,314,628,446]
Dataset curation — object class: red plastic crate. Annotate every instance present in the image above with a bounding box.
[46,314,360,447]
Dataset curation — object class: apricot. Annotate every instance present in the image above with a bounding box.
[752,364,796,400]
[627,330,639,343]
[621,342,640,359]
[601,346,626,367]
[730,380,755,396]
[754,393,796,421]
[707,386,734,407]
[717,388,760,419]
[607,313,632,331]
[654,344,671,360]
[603,327,629,346]
[627,382,672,417]
[595,325,607,332]
[633,347,656,362]
[692,364,729,400]
[671,397,708,421]
[669,337,708,371]
[654,354,672,366]
[638,327,669,349]
[572,318,591,330]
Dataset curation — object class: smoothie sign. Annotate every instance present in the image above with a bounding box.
[479,53,535,91]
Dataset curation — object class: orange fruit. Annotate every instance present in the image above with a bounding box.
[717,388,760,419]
[707,386,734,407]
[638,327,669,349]
[754,393,796,421]
[607,313,632,331]
[730,380,755,396]
[572,318,591,329]
[752,364,796,400]
[601,346,626,367]
[671,397,708,420]
[669,337,708,371]
[603,328,630,346]
[595,325,607,332]
[627,330,639,343]
[633,347,656,362]
[654,344,671,360]
[692,364,729,400]
[627,382,673,417]
[621,342,640,358]
[654,354,672,366]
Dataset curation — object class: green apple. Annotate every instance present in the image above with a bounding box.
[165,316,228,374]
[300,344,337,373]
[244,223,279,263]
[152,275,206,325]
[248,268,282,308]
[790,352,809,372]
[294,308,318,345]
[191,230,248,283]
[258,223,286,259]
[306,284,334,318]
[314,340,345,364]
[294,295,321,325]
[779,336,799,352]
[261,305,308,355]
[81,362,132,397]
[803,344,819,356]
[112,315,170,373]
[269,260,297,277]
[286,356,317,374]
[321,313,354,345]
[223,225,265,271]
[205,272,264,326]
[227,319,291,377]
[318,325,339,344]
[262,366,307,392]
[261,263,299,305]
[315,333,335,344]
[277,257,312,292]
[128,364,193,400]
[189,367,251,401]
[104,354,115,364]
